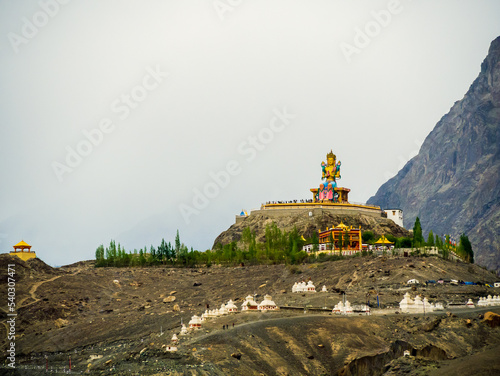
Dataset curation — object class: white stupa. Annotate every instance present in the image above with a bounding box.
[225,300,238,313]
[466,299,475,308]
[306,280,316,292]
[399,292,413,313]
[321,285,327,292]
[332,300,353,315]
[413,295,424,312]
[258,294,279,311]
[344,300,353,314]
[434,302,444,311]
[220,303,228,315]
[188,315,202,329]
[171,333,178,344]
[294,281,307,292]
[180,324,188,336]
[241,295,259,311]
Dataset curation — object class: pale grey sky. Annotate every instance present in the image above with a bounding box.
[1,0,499,266]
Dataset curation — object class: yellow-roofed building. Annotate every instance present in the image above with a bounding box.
[375,235,394,246]
[10,240,37,261]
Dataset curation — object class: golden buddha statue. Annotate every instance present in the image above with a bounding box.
[322,150,341,184]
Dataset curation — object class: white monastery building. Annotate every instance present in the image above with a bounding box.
[384,208,404,227]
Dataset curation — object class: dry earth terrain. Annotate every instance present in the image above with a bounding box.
[1,253,499,375]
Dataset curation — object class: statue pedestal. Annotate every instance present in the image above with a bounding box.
[310,187,350,203]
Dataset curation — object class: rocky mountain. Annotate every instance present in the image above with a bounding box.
[367,36,500,273]
[212,210,410,249]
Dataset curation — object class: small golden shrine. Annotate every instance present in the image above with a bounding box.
[375,235,394,246]
[318,223,362,251]
[10,240,37,261]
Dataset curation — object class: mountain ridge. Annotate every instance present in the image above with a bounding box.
[368,36,500,272]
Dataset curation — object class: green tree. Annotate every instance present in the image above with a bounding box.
[95,244,105,266]
[106,240,117,266]
[362,231,375,244]
[426,230,435,247]
[139,249,146,266]
[458,234,474,263]
[435,234,442,249]
[175,230,181,261]
[412,217,424,248]
[445,234,450,249]
[384,234,397,243]
[328,231,334,250]
[241,227,253,249]
[179,243,189,265]
[149,245,157,265]
[395,237,412,248]
[338,231,343,253]
[312,231,319,252]
[343,230,350,249]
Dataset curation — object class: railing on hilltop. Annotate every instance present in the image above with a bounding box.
[260,200,381,210]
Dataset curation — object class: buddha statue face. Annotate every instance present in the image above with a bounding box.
[326,150,336,166]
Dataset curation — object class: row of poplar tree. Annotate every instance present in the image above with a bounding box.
[95,224,315,267]
[410,216,474,263]
[95,220,474,268]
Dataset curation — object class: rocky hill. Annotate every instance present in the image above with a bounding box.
[1,253,500,375]
[213,210,410,249]
[367,36,500,273]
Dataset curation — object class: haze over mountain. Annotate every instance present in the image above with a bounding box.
[368,36,500,273]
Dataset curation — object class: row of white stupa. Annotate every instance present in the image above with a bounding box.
[332,300,370,315]
[292,281,328,293]
[474,295,500,307]
[400,293,500,313]
[185,295,279,331]
[399,293,444,313]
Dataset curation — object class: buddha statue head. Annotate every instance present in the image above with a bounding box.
[327,150,336,166]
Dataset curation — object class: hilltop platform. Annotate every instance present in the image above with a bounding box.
[236,202,383,223]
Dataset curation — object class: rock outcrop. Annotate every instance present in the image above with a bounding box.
[367,36,500,272]
[212,210,409,248]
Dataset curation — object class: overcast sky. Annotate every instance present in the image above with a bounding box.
[1,0,499,266]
